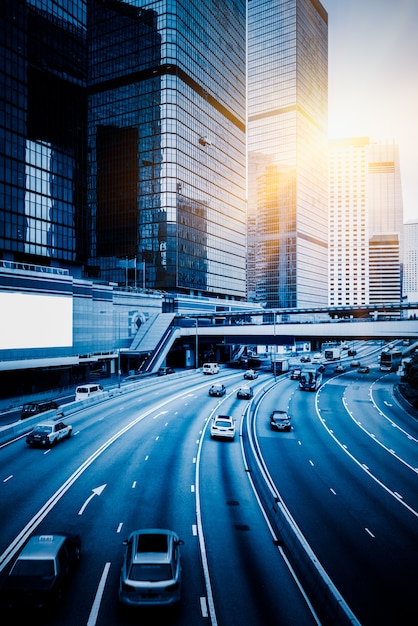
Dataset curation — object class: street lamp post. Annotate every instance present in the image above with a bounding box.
[194,318,198,369]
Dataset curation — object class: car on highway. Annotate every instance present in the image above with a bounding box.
[21,400,58,420]
[236,386,253,399]
[358,365,370,374]
[210,415,236,440]
[26,421,72,447]
[300,355,311,362]
[1,534,81,613]
[348,349,357,357]
[312,353,322,362]
[119,529,184,608]
[334,364,346,373]
[208,383,226,397]
[350,360,361,368]
[157,367,175,376]
[269,409,291,432]
[243,369,258,380]
[290,368,301,380]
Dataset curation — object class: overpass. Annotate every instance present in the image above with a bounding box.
[133,315,417,372]
[178,318,418,345]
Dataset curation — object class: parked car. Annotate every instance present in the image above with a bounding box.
[119,529,184,608]
[208,383,226,397]
[335,364,346,373]
[157,367,175,376]
[290,368,301,380]
[269,409,291,432]
[358,365,370,374]
[300,355,311,362]
[26,421,72,447]
[236,386,253,399]
[243,369,258,380]
[1,534,81,613]
[210,415,236,440]
[21,400,58,420]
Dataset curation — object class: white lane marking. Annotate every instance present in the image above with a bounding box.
[200,596,208,617]
[87,561,111,626]
[117,523,123,533]
[3,475,13,483]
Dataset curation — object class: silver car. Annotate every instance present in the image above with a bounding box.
[119,529,184,608]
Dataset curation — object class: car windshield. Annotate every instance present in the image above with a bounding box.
[129,563,172,582]
[12,558,55,578]
[33,425,52,434]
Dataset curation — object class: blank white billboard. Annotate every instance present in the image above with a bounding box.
[0,292,73,349]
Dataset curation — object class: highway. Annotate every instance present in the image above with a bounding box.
[0,344,417,625]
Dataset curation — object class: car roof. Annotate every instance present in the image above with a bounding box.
[129,529,177,564]
[17,535,66,559]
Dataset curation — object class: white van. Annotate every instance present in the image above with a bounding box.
[75,383,104,401]
[202,363,219,375]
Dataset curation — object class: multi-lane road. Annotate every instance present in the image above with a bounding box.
[0,343,417,625]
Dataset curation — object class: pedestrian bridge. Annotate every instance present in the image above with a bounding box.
[178,318,417,345]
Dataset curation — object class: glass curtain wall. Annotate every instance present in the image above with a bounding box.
[0,0,88,267]
[87,0,247,299]
[247,0,328,308]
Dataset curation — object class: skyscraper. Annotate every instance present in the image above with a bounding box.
[328,137,404,307]
[0,0,88,271]
[1,0,247,300]
[403,221,418,304]
[247,0,328,308]
[87,0,247,298]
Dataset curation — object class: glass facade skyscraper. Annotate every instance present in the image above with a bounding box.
[1,0,247,299]
[87,0,247,298]
[1,0,88,269]
[247,0,328,308]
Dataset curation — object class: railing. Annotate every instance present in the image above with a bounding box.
[0,260,69,275]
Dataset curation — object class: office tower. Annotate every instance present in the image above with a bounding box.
[328,137,404,307]
[247,0,328,308]
[1,0,247,300]
[403,221,418,303]
[87,0,247,298]
[0,0,88,271]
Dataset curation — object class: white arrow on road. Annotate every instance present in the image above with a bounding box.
[78,484,107,516]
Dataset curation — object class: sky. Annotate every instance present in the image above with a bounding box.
[322,0,418,223]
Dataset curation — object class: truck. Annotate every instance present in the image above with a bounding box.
[271,356,290,374]
[299,368,323,391]
[324,347,340,361]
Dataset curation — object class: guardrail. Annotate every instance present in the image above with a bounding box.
[241,388,360,626]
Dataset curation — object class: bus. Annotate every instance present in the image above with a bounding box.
[379,348,402,372]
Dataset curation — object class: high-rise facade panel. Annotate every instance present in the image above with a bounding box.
[247,0,328,308]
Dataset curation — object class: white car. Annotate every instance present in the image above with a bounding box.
[210,415,236,440]
[26,421,72,447]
